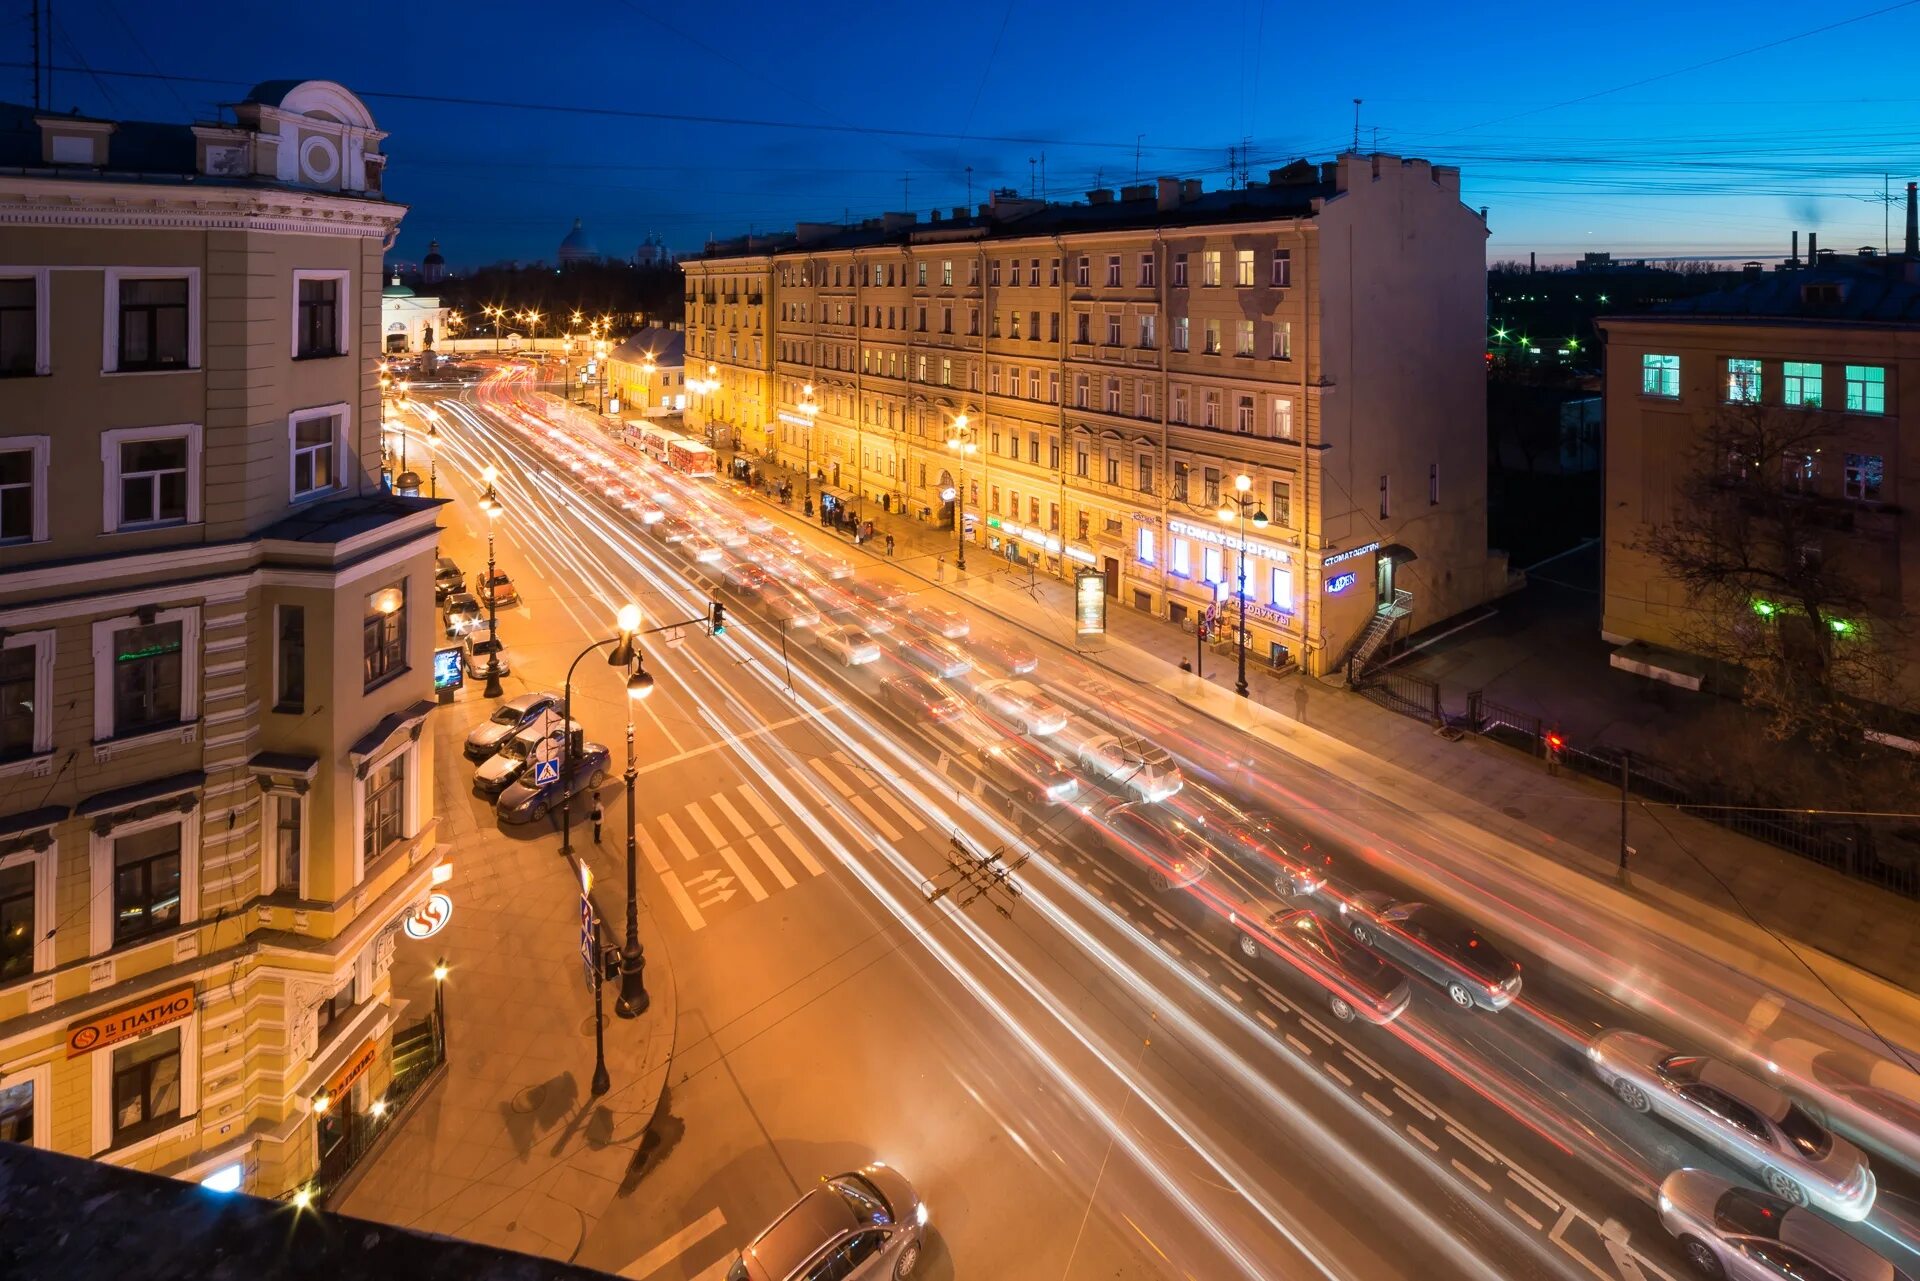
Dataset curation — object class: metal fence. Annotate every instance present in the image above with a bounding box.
[310,1012,447,1204]
[1356,668,1446,725]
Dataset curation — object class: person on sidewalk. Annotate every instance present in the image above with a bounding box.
[886,533,895,557]
[591,793,605,844]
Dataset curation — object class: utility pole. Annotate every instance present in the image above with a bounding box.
[1352,98,1362,151]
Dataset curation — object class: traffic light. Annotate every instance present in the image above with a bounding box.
[709,600,726,636]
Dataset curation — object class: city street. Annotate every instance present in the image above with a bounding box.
[406,368,1920,1281]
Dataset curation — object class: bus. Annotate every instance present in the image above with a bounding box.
[668,438,717,478]
[629,423,675,463]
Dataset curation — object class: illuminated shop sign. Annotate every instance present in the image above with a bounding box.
[1167,519,1291,562]
[776,412,812,428]
[1075,569,1108,635]
[1322,541,1381,567]
[1326,572,1358,595]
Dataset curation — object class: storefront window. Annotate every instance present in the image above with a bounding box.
[1170,539,1191,578]
[0,1078,32,1144]
[1202,547,1224,584]
[1138,529,1155,565]
[1271,567,1294,611]
[111,1028,182,1146]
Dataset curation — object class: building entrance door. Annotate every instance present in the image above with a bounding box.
[1103,557,1120,598]
[1375,555,1395,608]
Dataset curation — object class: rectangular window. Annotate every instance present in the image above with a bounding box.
[1009,312,1021,339]
[1271,399,1294,439]
[1642,353,1680,398]
[1106,256,1122,287]
[364,582,407,690]
[1138,528,1155,564]
[1203,390,1220,428]
[1845,365,1886,414]
[1236,395,1255,433]
[112,621,183,736]
[110,1027,182,1145]
[1172,316,1189,352]
[364,752,406,866]
[1272,249,1292,287]
[1172,254,1187,288]
[118,437,190,527]
[0,440,44,543]
[1106,314,1120,346]
[113,823,182,946]
[0,859,34,980]
[1171,538,1191,577]
[1272,320,1292,360]
[1029,310,1039,338]
[1173,460,1190,501]
[0,645,37,760]
[1235,249,1254,287]
[1029,432,1040,463]
[990,485,1001,514]
[1202,546,1224,583]
[1046,371,1059,403]
[873,264,885,287]
[1236,320,1255,356]
[942,260,953,285]
[1049,441,1060,470]
[1138,454,1154,494]
[1782,451,1817,493]
[1139,254,1156,287]
[1050,258,1060,285]
[1270,567,1294,611]
[1203,468,1221,506]
[276,795,304,894]
[916,305,927,331]
[275,606,305,713]
[1105,455,1120,485]
[1075,313,1090,344]
[1844,453,1883,502]
[1270,479,1292,528]
[290,412,338,499]
[0,277,37,376]
[988,366,1001,395]
[1139,314,1156,348]
[1075,374,1089,408]
[990,261,1002,287]
[117,278,190,370]
[1202,250,1221,287]
[1171,387,1189,424]
[941,305,952,334]
[1203,320,1221,355]
[1028,370,1040,400]
[1105,379,1121,413]
[1726,358,1762,404]
[1075,446,1089,478]
[1137,384,1154,418]
[296,277,341,358]
[1076,257,1090,287]
[1379,473,1390,519]
[969,260,981,285]
[1782,360,1821,407]
[1048,312,1060,342]
[940,357,952,386]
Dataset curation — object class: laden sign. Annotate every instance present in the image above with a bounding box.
[326,1037,380,1103]
[67,983,196,1058]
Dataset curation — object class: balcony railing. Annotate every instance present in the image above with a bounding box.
[307,1011,447,1207]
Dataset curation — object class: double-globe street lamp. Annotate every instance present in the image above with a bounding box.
[945,411,978,571]
[1217,473,1270,698]
[557,605,658,1019]
[798,384,819,499]
[478,466,506,698]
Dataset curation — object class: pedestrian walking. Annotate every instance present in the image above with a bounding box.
[590,793,605,844]
[885,533,895,557]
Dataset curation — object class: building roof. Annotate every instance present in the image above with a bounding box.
[0,103,195,174]
[256,492,441,544]
[611,328,686,366]
[1608,265,1920,328]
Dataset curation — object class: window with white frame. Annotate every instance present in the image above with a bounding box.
[1272,398,1294,439]
[0,434,48,544]
[1203,319,1221,355]
[1270,478,1292,528]
[109,1026,184,1146]
[1203,390,1220,428]
[111,822,183,946]
[1105,378,1121,413]
[1046,371,1059,403]
[1641,353,1680,398]
[1726,358,1762,404]
[1,630,53,764]
[1272,320,1292,360]
[1236,320,1255,356]
[274,605,305,714]
[1029,369,1041,400]
[1203,467,1221,505]
[1138,253,1156,287]
[1845,364,1886,414]
[988,366,1001,395]
[1172,316,1189,352]
[98,616,193,740]
[1139,313,1156,347]
[1138,528,1155,564]
[1202,250,1221,287]
[1171,386,1189,424]
[940,357,952,386]
[363,582,407,691]
[1272,249,1292,287]
[1075,374,1089,408]
[1783,361,1822,407]
[105,269,199,373]
[292,270,349,359]
[361,746,410,875]
[0,1063,48,1147]
[1106,255,1121,287]
[1235,249,1254,287]
[1236,395,1255,433]
[1171,254,1187,287]
[1,271,48,376]
[1138,454,1155,494]
[1106,314,1121,346]
[289,405,345,501]
[1076,256,1090,287]
[102,424,201,533]
[269,790,306,897]
[1137,383,1154,418]
[1,840,55,981]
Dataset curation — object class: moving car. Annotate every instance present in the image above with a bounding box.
[464,691,563,761]
[461,622,512,678]
[725,1164,927,1281]
[496,739,611,824]
[974,678,1068,736]
[903,603,970,639]
[815,624,882,667]
[763,587,822,630]
[1340,893,1522,1012]
[979,739,1079,807]
[805,551,855,580]
[653,515,695,543]
[1655,1168,1908,1281]
[968,636,1038,677]
[443,592,482,636]
[1077,734,1183,802]
[1588,1032,1876,1219]
[722,561,771,598]
[474,721,579,797]
[680,534,725,564]
[1231,905,1414,1025]
[709,520,751,548]
[894,634,973,680]
[477,570,520,608]
[1205,807,1338,899]
[879,671,964,724]
[850,578,911,610]
[828,605,893,637]
[434,556,465,601]
[1094,801,1211,891]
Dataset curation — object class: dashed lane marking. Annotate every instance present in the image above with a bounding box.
[1254,1010,1278,1030]
[746,835,798,890]
[1284,1033,1313,1056]
[1447,1123,1499,1165]
[1504,1200,1546,1232]
[1407,1126,1439,1152]
[1361,1092,1393,1118]
[1324,1062,1353,1087]
[1220,985,1244,1003]
[1451,1159,1493,1194]
[1395,1087,1438,1120]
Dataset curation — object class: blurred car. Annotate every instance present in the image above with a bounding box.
[1232,906,1415,1025]
[1206,807,1338,899]
[474,720,578,797]
[815,624,882,667]
[722,561,771,597]
[496,739,610,824]
[904,603,969,639]
[464,690,563,761]
[1094,801,1211,891]
[461,623,511,678]
[434,556,465,601]
[477,571,520,608]
[895,634,973,680]
[968,636,1038,677]
[725,1164,927,1281]
[1761,1036,1920,1175]
[828,605,893,636]
[1588,1032,1875,1220]
[805,551,855,580]
[879,672,964,724]
[654,515,695,543]
[980,739,1079,807]
[851,578,912,611]
[709,520,751,548]
[740,512,775,535]
[1656,1168,1907,1281]
[681,534,725,564]
[1077,734,1182,802]
[1340,893,1522,1012]
[763,587,822,630]
[975,678,1068,736]
[442,592,482,636]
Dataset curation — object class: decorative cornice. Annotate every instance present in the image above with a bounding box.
[0,183,402,240]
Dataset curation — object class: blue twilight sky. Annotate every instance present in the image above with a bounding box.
[6,0,1919,268]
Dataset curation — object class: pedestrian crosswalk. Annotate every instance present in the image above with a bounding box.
[643,754,929,931]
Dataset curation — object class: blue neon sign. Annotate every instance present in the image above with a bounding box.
[1326,572,1358,595]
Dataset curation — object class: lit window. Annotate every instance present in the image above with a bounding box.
[1726,358,1762,404]
[1844,453,1883,502]
[1642,353,1680,398]
[1138,529,1155,564]
[1202,546,1224,583]
[1845,365,1885,414]
[1171,538,1191,577]
[1783,361,1822,407]
[1235,249,1254,287]
[1270,567,1294,610]
[1202,251,1221,287]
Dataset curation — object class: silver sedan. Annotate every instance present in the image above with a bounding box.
[727,1164,927,1281]
[1656,1168,1908,1280]
[1589,1031,1875,1220]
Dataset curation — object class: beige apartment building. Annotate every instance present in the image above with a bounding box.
[685,155,1509,675]
[0,81,449,1201]
[1598,259,1920,704]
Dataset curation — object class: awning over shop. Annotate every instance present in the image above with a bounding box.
[1376,543,1418,564]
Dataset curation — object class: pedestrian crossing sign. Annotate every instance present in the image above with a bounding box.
[533,757,561,785]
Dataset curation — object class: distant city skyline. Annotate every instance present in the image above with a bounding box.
[7,0,1917,268]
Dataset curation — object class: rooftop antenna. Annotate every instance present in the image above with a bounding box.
[1094,166,1104,191]
[1352,98,1362,151]
[1028,156,1036,198]
[1040,152,1047,200]
[1242,136,1252,188]
[902,172,910,210]
[1135,134,1144,185]
[966,164,974,208]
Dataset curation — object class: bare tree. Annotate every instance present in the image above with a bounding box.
[1636,404,1906,751]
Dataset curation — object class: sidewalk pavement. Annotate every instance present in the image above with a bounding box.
[735,455,1920,1013]
[337,699,677,1261]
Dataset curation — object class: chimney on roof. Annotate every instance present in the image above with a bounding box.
[1906,182,1917,256]
[1157,177,1181,211]
[1809,232,1817,262]
[952,207,966,221]
[1180,179,1202,202]
[1120,183,1153,202]
[1086,188,1115,205]
[1791,230,1799,267]
[929,209,940,222]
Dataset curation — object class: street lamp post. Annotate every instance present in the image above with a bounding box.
[799,384,819,499]
[424,421,438,499]
[1217,473,1270,699]
[946,411,978,571]
[479,467,505,698]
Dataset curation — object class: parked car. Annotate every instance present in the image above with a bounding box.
[477,571,520,608]
[904,603,969,639]
[1077,734,1182,802]
[895,634,973,680]
[974,678,1068,736]
[496,739,611,824]
[1340,893,1522,1012]
[1588,1032,1876,1219]
[474,721,578,797]
[725,1164,927,1281]
[879,672,964,724]
[433,557,465,601]
[815,624,882,667]
[1093,801,1211,891]
[1656,1168,1907,1281]
[461,623,512,679]
[443,592,482,637]
[979,739,1079,807]
[464,691,563,761]
[1232,903,1413,1024]
[968,636,1038,677]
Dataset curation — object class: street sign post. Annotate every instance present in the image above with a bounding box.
[533,757,561,786]
[577,864,598,991]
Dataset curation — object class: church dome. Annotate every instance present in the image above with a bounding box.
[558,217,599,264]
[422,239,445,265]
[381,270,415,298]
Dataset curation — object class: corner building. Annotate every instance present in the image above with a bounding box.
[0,82,448,1199]
[685,155,1510,675]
